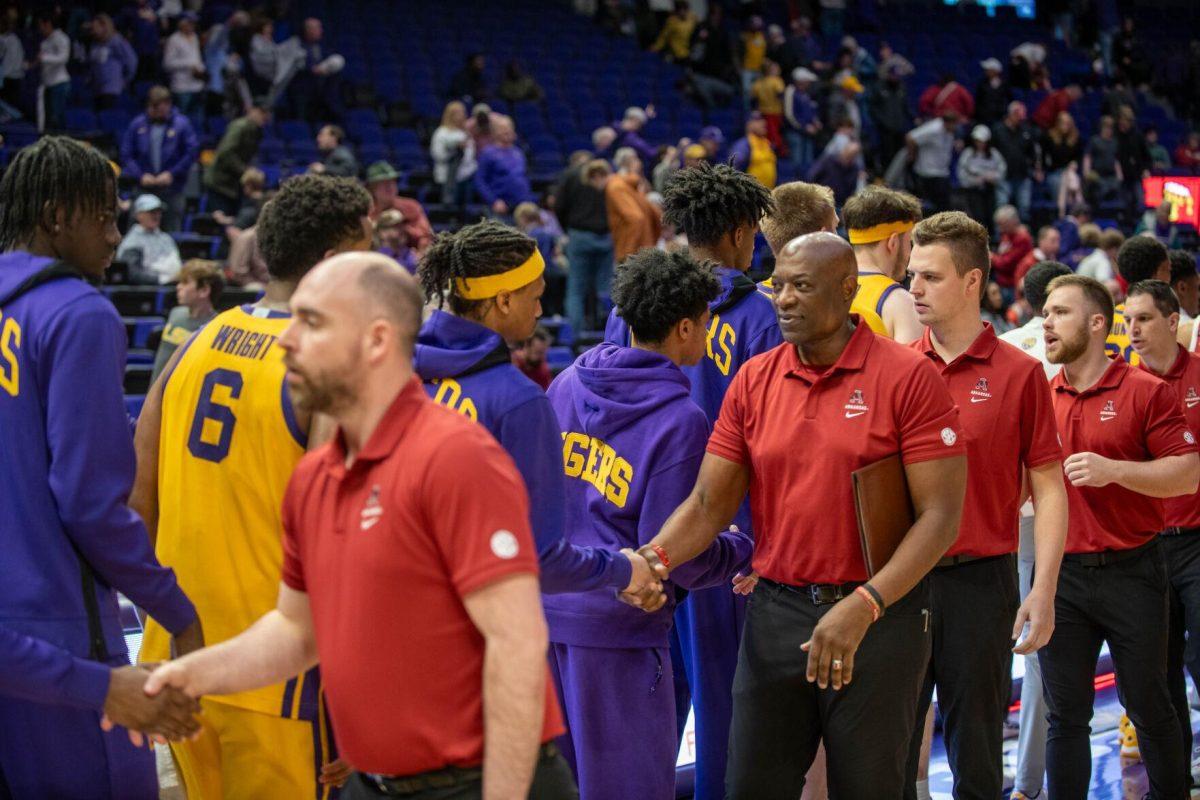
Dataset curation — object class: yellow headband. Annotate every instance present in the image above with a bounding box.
[848,220,915,245]
[454,249,545,300]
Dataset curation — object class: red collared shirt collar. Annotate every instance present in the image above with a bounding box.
[786,316,875,383]
[918,322,1000,366]
[1153,344,1192,383]
[323,378,428,472]
[1051,355,1129,396]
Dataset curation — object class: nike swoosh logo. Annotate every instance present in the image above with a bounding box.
[1100,416,1115,422]
[845,411,866,418]
[970,397,990,403]
[361,518,380,530]
[1188,400,1200,408]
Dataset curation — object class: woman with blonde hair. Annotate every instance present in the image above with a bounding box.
[1041,111,1081,211]
[430,99,477,208]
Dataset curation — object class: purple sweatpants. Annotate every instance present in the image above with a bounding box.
[549,642,677,800]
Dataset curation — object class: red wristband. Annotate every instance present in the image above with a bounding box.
[855,586,880,622]
[650,544,671,569]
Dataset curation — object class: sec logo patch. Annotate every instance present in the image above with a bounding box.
[941,427,957,446]
[1186,431,1196,445]
[490,530,519,559]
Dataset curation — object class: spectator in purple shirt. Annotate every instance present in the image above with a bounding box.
[120,86,199,231]
[474,115,534,217]
[88,14,137,110]
[613,105,660,165]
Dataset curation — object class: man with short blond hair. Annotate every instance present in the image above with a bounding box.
[759,181,837,255]
[904,211,1067,800]
[841,186,924,343]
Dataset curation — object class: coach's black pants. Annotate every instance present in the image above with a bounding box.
[1162,529,1200,786]
[903,555,1019,800]
[342,751,577,799]
[725,578,931,800]
[1039,540,1186,800]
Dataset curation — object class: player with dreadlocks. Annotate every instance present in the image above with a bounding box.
[0,136,203,797]
[605,161,780,800]
[415,219,662,596]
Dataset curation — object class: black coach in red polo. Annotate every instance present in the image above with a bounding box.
[630,233,968,799]
[1039,274,1199,800]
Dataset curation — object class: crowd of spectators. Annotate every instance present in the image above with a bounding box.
[6,1,1200,354]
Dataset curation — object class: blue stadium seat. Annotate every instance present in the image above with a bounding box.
[65,108,97,132]
[122,317,164,350]
[278,120,313,143]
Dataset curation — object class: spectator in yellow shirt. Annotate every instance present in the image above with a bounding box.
[752,60,786,151]
[650,2,696,62]
[740,15,767,106]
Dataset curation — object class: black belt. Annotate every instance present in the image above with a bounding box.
[1163,526,1200,537]
[1063,538,1157,567]
[935,553,1008,569]
[362,743,559,796]
[761,578,863,606]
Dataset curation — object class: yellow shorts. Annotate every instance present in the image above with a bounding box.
[169,698,335,800]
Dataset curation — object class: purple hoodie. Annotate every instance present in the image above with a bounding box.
[0,253,196,708]
[544,344,753,648]
[414,310,631,594]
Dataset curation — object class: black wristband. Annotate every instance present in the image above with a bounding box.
[862,583,886,616]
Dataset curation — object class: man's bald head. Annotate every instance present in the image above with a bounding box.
[282,253,424,415]
[770,232,858,348]
[779,232,858,283]
[305,252,423,352]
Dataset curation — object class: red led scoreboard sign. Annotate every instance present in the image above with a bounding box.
[1144,176,1200,228]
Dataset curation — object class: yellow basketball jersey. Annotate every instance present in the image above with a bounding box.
[1108,303,1140,365]
[140,305,315,719]
[851,272,900,337]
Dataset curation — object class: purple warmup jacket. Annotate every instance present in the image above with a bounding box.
[120,109,200,187]
[605,265,783,533]
[414,310,631,594]
[544,344,752,649]
[0,253,196,709]
[474,144,534,207]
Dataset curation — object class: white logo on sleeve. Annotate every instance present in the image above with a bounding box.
[941,427,958,446]
[1187,431,1196,445]
[490,530,520,559]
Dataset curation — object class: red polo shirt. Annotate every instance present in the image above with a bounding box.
[913,324,1062,557]
[1139,345,1200,528]
[707,320,966,585]
[280,379,563,776]
[1051,358,1198,553]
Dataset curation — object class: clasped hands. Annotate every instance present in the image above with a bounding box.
[99,619,206,746]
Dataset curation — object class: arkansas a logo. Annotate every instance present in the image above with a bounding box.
[1186,387,1200,409]
[1100,400,1117,422]
[970,377,992,404]
[844,389,869,419]
[360,485,383,531]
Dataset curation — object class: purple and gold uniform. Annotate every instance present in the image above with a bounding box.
[0,253,196,798]
[545,343,752,800]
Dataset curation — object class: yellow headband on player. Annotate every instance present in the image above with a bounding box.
[454,249,546,300]
[848,220,915,245]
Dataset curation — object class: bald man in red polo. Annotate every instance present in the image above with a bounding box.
[1039,274,1199,800]
[146,253,577,800]
[628,233,968,799]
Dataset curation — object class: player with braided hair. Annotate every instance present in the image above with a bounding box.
[604,162,782,800]
[415,219,663,597]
